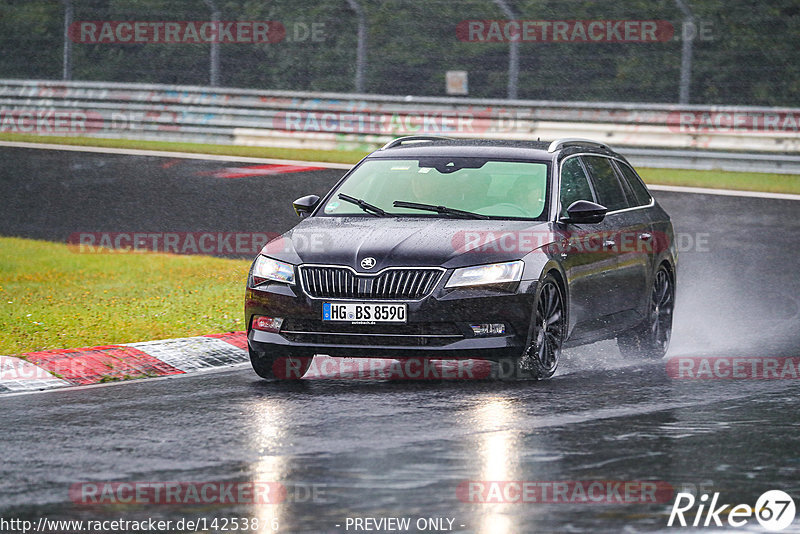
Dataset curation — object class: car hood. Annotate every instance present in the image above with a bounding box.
[259,216,555,271]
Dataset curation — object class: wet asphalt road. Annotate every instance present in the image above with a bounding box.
[1,146,800,533]
[0,147,342,245]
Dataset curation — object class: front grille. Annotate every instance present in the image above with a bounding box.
[299,266,443,300]
[280,319,463,346]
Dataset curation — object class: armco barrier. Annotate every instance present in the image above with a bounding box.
[2,79,800,173]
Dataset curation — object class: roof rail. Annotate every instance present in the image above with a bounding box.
[380,135,453,150]
[547,138,611,153]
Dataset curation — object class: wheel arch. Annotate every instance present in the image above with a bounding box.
[659,258,675,278]
[546,267,570,340]
[523,265,569,349]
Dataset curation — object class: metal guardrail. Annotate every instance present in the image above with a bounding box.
[1,79,799,173]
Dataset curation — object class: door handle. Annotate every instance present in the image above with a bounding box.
[559,239,570,259]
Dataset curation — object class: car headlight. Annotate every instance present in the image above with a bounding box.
[252,255,295,285]
[445,260,524,288]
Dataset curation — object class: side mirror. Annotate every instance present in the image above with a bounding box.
[562,200,608,224]
[293,194,320,217]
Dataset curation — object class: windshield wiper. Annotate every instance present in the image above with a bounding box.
[392,200,490,219]
[338,193,387,217]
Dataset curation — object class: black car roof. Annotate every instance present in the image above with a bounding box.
[367,137,618,161]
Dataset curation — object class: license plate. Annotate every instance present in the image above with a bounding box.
[323,302,407,323]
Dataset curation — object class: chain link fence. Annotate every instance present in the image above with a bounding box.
[0,0,798,106]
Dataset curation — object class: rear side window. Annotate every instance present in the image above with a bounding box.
[582,155,631,211]
[615,161,652,207]
[559,157,596,217]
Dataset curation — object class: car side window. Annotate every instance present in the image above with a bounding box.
[559,157,595,217]
[582,155,631,211]
[615,161,652,207]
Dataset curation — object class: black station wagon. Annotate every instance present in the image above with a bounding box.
[245,137,677,380]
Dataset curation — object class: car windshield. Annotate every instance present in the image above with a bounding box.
[320,158,549,219]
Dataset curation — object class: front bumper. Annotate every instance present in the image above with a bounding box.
[245,279,537,361]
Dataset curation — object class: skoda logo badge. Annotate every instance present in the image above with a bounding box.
[360,257,376,270]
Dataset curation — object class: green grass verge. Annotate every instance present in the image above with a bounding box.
[637,167,800,195]
[0,236,251,356]
[2,132,798,194]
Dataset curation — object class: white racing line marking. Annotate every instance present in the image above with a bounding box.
[0,140,354,170]
[2,140,799,200]
[0,362,251,398]
[647,184,800,201]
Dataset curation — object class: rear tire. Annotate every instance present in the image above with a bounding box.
[511,274,566,380]
[249,344,312,380]
[617,265,674,359]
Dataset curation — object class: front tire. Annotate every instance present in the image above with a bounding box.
[249,345,312,380]
[617,265,674,359]
[512,274,566,380]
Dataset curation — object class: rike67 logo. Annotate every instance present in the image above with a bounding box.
[668,490,796,531]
